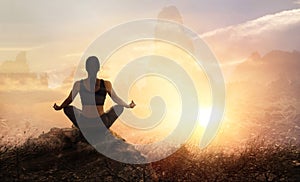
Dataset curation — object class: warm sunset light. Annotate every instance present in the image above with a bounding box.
[92,40,213,145]
[198,107,212,128]
[1,1,299,181]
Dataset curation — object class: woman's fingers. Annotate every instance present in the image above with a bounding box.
[130,100,136,108]
[53,103,61,110]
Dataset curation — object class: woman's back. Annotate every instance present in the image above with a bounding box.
[79,78,107,117]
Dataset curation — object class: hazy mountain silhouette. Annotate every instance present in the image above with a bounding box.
[224,49,300,146]
[0,52,30,73]
[157,5,183,23]
[155,5,194,53]
[0,52,48,86]
[230,50,300,83]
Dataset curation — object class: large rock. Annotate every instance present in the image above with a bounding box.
[0,127,157,181]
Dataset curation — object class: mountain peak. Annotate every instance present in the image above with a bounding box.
[231,49,300,83]
[247,51,262,62]
[157,5,183,23]
[262,50,300,62]
[0,51,30,73]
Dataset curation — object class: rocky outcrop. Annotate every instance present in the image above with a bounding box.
[0,127,156,181]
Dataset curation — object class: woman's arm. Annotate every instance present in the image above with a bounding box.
[53,81,80,110]
[105,81,135,108]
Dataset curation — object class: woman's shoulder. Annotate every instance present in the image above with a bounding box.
[74,79,82,84]
[74,79,84,85]
[101,79,112,89]
[72,80,82,91]
[99,79,110,84]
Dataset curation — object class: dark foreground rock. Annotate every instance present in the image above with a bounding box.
[0,127,156,181]
[152,142,300,182]
[1,128,299,181]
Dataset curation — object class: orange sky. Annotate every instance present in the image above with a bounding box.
[1,2,299,147]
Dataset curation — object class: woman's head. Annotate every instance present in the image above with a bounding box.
[86,56,100,76]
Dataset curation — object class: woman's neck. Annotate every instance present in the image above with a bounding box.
[87,74,97,80]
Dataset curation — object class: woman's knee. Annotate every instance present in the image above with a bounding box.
[63,106,74,116]
[63,106,80,127]
[113,105,124,116]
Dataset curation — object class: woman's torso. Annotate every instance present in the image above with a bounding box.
[79,78,107,118]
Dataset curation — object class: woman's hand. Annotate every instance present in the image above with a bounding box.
[53,103,62,111]
[128,100,136,108]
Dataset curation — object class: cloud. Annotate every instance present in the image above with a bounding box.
[0,45,43,52]
[294,0,300,5]
[201,9,300,38]
[200,9,300,63]
[63,53,83,58]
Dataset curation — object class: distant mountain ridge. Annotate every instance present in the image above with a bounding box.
[0,52,48,87]
[230,50,300,83]
[0,52,29,73]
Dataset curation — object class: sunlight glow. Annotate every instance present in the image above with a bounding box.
[198,107,212,128]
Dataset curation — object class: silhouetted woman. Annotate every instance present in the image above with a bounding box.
[53,56,135,132]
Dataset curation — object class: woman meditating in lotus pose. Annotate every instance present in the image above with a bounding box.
[53,56,135,132]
